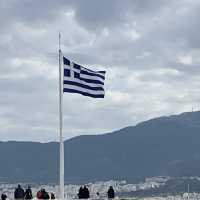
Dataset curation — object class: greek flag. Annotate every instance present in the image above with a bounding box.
[63,56,106,98]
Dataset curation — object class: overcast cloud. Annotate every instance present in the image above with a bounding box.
[0,0,200,142]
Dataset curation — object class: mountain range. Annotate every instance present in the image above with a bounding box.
[1,111,200,184]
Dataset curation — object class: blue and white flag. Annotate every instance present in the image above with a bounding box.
[63,56,106,98]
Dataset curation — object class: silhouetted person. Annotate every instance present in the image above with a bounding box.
[1,194,7,200]
[83,186,89,199]
[14,184,25,200]
[50,193,55,199]
[24,185,32,200]
[78,186,84,199]
[36,189,43,199]
[107,186,115,199]
[41,189,49,200]
[37,189,49,199]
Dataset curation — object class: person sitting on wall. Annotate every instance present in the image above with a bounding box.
[1,193,7,200]
[14,184,25,200]
[42,189,50,199]
[78,186,84,199]
[50,193,55,199]
[36,189,43,199]
[107,186,115,199]
[83,185,89,199]
[24,185,32,200]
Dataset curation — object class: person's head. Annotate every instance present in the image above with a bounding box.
[18,184,21,188]
[2,189,6,194]
[28,185,31,189]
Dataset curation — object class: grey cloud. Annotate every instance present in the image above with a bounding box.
[0,0,67,27]
[70,0,174,31]
[0,0,200,141]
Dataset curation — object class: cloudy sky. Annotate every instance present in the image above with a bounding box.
[1,0,200,142]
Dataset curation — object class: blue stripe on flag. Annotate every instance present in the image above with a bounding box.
[79,77,104,85]
[73,63,81,70]
[80,70,105,80]
[63,88,105,98]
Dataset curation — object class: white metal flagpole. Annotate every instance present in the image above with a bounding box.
[59,32,65,200]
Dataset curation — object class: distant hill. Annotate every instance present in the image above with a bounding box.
[1,111,200,184]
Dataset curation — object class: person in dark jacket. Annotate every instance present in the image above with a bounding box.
[83,186,89,199]
[50,193,55,199]
[1,193,7,200]
[24,185,32,200]
[107,186,115,199]
[41,189,49,200]
[14,184,25,200]
[78,186,84,199]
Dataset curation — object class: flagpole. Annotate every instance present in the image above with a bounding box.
[59,32,65,200]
